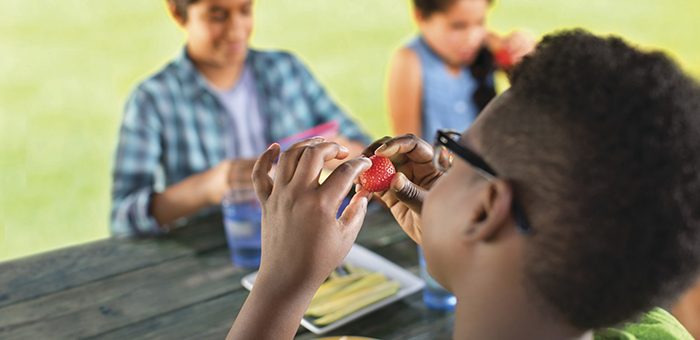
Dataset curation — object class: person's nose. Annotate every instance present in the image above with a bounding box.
[225,14,247,41]
[465,26,487,49]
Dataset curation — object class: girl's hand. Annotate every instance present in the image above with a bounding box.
[487,30,536,69]
[502,30,536,65]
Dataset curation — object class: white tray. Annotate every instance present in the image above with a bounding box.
[240,243,424,334]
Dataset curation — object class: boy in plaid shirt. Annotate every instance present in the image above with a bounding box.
[111,0,369,236]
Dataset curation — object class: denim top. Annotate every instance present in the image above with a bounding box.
[407,36,481,140]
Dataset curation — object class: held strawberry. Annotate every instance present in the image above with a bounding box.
[495,48,514,69]
[359,156,396,192]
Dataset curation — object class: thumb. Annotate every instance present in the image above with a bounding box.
[391,172,428,214]
[338,188,373,238]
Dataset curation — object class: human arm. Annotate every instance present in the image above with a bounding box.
[356,135,442,245]
[387,48,423,138]
[486,30,536,70]
[111,88,257,235]
[149,158,257,226]
[111,89,169,236]
[226,138,373,340]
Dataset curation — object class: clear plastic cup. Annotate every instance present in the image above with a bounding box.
[222,188,262,268]
[417,245,457,310]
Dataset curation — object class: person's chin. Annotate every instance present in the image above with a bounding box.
[226,41,248,55]
[457,53,477,66]
[219,49,248,66]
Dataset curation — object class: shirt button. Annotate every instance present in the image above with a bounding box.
[454,101,467,114]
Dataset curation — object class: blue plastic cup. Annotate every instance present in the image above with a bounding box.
[417,245,457,310]
[222,188,262,268]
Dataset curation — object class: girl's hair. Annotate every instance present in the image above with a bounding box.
[413,0,493,18]
[169,0,200,20]
[470,48,496,112]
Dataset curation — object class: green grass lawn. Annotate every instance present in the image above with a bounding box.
[1,0,698,262]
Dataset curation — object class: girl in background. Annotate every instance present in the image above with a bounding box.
[387,0,535,139]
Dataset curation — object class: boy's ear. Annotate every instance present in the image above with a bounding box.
[167,1,187,27]
[413,8,426,25]
[463,179,514,242]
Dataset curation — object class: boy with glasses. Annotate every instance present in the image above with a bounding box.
[226,29,700,339]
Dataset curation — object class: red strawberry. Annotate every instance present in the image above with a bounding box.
[360,156,396,192]
[495,48,514,68]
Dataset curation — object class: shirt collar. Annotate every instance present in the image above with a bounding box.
[174,46,259,101]
[174,46,213,101]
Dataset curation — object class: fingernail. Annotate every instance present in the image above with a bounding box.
[375,144,387,154]
[376,143,398,156]
[355,184,362,193]
[392,173,406,191]
[313,136,325,142]
[340,145,349,153]
[267,143,278,150]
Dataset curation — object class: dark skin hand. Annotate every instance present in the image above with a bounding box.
[226,135,443,339]
[226,137,373,340]
[356,134,442,245]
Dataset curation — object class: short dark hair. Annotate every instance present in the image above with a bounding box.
[413,0,493,18]
[481,29,700,329]
[169,0,200,20]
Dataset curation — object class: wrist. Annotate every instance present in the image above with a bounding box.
[229,267,322,339]
[255,267,325,295]
[197,166,228,205]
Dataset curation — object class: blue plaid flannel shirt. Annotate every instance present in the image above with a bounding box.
[111,48,371,237]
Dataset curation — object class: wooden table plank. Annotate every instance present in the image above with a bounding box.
[0,213,228,310]
[164,213,228,253]
[0,249,254,340]
[0,239,191,309]
[79,228,424,340]
[83,290,248,340]
[88,283,453,340]
[0,208,424,340]
[0,214,226,308]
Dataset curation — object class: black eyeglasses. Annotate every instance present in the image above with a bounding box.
[433,129,533,235]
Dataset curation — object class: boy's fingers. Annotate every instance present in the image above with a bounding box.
[373,134,434,165]
[294,142,350,186]
[275,137,324,186]
[390,172,428,214]
[320,157,372,202]
[338,189,373,237]
[252,143,281,204]
[229,159,257,189]
[361,136,392,158]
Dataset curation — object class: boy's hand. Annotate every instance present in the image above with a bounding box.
[252,138,373,287]
[228,139,371,340]
[228,158,258,189]
[202,158,259,205]
[358,134,441,245]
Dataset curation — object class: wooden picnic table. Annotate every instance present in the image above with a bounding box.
[0,205,455,340]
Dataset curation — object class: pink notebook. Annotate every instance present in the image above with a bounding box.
[275,120,340,152]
